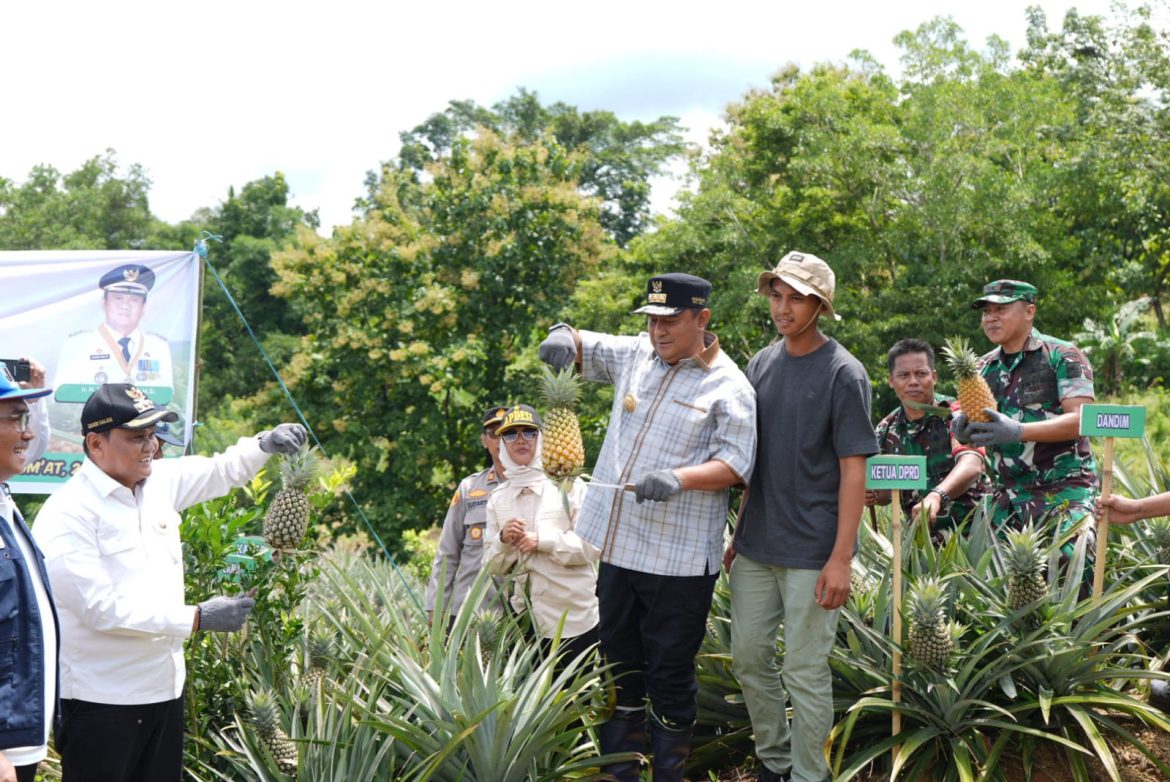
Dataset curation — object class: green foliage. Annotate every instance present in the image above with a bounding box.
[0,150,158,250]
[181,467,322,777]
[196,173,320,414]
[389,88,686,246]
[270,127,618,546]
[830,508,1170,781]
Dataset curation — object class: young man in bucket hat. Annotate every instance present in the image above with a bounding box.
[953,280,1098,542]
[0,362,58,782]
[727,251,877,782]
[425,404,509,624]
[538,272,756,782]
[33,383,307,782]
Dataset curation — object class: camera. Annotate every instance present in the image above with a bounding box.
[2,359,31,383]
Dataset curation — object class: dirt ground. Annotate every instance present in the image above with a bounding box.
[710,720,1170,781]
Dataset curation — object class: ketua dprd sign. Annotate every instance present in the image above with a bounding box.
[865,455,928,491]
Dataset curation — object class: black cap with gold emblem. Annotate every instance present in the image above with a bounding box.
[99,264,156,297]
[81,383,178,434]
[482,404,510,428]
[632,273,712,317]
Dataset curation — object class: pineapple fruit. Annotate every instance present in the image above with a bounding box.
[1147,518,1170,565]
[941,336,997,423]
[248,689,298,778]
[539,366,585,481]
[299,626,335,690]
[907,577,954,669]
[470,609,503,664]
[263,446,320,552]
[1003,525,1048,611]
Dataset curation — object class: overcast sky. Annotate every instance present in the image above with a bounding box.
[0,0,1122,234]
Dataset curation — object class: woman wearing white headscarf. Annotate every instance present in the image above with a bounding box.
[485,404,599,663]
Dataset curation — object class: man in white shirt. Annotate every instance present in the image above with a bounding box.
[0,363,57,782]
[33,383,307,782]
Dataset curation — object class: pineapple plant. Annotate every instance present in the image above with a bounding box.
[1147,517,1170,565]
[907,577,954,669]
[470,609,503,665]
[941,336,997,423]
[1003,525,1048,611]
[539,366,585,481]
[247,689,299,778]
[298,626,335,690]
[263,446,320,552]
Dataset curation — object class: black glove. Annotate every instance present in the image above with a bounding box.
[259,423,308,455]
[198,595,255,632]
[952,412,974,445]
[969,408,1023,446]
[539,324,577,370]
[635,469,682,504]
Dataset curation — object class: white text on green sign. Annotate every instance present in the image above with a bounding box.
[865,455,928,490]
[1079,404,1146,438]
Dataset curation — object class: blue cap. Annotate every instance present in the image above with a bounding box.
[154,420,184,447]
[0,364,51,402]
[632,273,711,316]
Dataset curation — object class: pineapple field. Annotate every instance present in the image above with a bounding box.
[19,427,1170,781]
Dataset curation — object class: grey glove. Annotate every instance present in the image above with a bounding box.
[198,595,255,633]
[635,469,682,504]
[539,323,577,370]
[952,412,974,445]
[259,423,308,455]
[969,408,1023,446]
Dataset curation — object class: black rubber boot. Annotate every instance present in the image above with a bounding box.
[648,711,693,782]
[598,706,645,782]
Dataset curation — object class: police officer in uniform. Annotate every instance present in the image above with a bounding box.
[424,405,509,624]
[54,264,174,404]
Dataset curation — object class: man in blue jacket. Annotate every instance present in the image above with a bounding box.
[0,363,58,782]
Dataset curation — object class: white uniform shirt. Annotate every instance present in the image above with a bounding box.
[0,493,56,765]
[32,437,269,705]
[54,326,174,403]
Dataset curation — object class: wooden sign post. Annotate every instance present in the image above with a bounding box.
[1080,404,1146,599]
[866,454,927,756]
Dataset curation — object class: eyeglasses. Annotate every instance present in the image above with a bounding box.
[483,429,501,440]
[0,411,30,433]
[501,429,539,443]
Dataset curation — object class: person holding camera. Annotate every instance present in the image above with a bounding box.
[0,363,57,782]
[32,383,307,782]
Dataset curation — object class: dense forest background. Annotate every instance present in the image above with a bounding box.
[4,7,1169,551]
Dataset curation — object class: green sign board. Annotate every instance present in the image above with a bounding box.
[866,455,928,490]
[55,383,173,405]
[1079,404,1146,438]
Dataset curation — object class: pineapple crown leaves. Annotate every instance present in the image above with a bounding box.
[277,445,322,492]
[539,365,581,411]
[940,336,982,377]
[246,689,285,732]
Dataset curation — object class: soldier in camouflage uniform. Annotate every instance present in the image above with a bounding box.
[954,280,1098,551]
[868,338,988,537]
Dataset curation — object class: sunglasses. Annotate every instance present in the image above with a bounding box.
[501,429,539,443]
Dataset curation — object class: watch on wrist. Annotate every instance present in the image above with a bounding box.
[929,487,952,510]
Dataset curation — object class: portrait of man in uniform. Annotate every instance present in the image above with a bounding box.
[53,264,174,406]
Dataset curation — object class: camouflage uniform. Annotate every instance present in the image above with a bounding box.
[875,393,989,531]
[978,329,1098,536]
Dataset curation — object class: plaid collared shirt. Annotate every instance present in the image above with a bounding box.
[575,330,756,576]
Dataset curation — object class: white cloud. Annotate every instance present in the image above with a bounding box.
[0,0,1120,235]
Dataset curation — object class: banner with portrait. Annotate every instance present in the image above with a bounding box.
[0,250,201,493]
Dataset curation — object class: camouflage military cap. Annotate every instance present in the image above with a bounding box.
[971,279,1038,309]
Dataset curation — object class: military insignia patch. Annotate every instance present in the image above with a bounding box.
[450,490,461,507]
[469,526,483,541]
[469,489,487,498]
